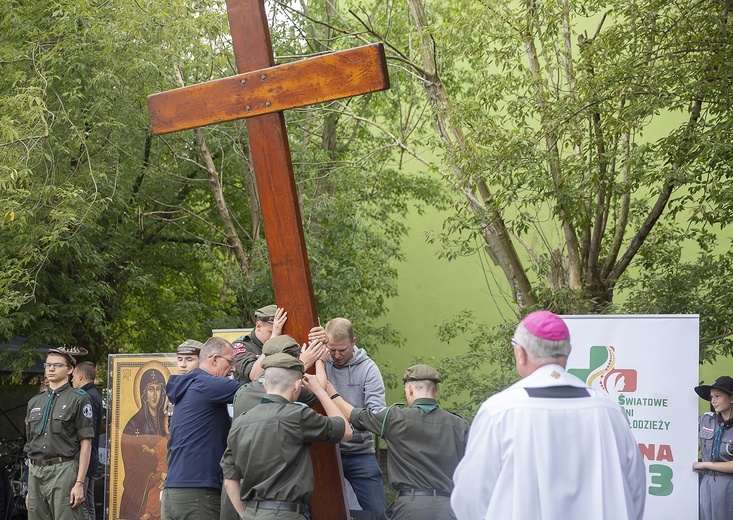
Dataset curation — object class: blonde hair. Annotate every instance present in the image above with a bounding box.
[264,367,301,393]
[325,317,355,343]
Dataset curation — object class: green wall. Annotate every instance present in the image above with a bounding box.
[371,196,733,410]
[371,203,512,404]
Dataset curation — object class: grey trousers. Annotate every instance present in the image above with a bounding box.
[82,476,95,520]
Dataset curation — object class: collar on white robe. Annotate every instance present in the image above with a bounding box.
[513,363,587,390]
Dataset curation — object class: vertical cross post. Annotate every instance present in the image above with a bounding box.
[147,0,390,517]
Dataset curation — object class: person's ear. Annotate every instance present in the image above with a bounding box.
[514,344,527,368]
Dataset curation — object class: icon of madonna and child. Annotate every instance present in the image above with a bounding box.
[119,362,171,520]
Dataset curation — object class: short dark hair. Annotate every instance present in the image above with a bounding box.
[75,361,96,381]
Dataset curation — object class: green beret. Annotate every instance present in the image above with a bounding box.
[402,364,442,383]
[261,353,305,374]
[262,335,300,356]
[177,339,203,355]
[255,304,277,323]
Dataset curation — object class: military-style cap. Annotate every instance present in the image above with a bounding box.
[261,352,305,374]
[262,335,301,357]
[48,346,88,367]
[402,364,442,383]
[177,339,203,356]
[254,304,277,323]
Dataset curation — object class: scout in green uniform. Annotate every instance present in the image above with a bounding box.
[220,353,352,519]
[221,335,328,520]
[329,364,470,520]
[24,347,95,520]
[176,338,203,375]
[231,305,283,383]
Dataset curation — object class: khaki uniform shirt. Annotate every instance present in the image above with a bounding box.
[232,334,263,384]
[232,378,317,417]
[221,394,345,504]
[349,398,469,492]
[24,383,94,460]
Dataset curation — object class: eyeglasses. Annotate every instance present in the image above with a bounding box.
[44,362,69,369]
[209,354,234,366]
[510,338,520,348]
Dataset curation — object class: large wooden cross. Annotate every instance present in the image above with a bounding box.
[147,0,389,518]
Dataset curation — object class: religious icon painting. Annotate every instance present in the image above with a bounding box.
[107,354,177,520]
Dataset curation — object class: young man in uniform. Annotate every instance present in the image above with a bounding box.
[175,339,202,375]
[324,317,387,519]
[231,305,286,383]
[329,364,469,520]
[451,310,646,520]
[220,335,328,520]
[220,353,352,519]
[73,362,102,520]
[24,347,94,520]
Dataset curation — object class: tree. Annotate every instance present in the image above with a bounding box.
[310,0,733,412]
[0,0,444,379]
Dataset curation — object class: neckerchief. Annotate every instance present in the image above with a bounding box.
[39,391,56,435]
[414,402,439,414]
[712,414,733,461]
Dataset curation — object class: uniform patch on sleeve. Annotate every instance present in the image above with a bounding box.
[83,403,93,419]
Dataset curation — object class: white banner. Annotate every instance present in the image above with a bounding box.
[564,314,699,520]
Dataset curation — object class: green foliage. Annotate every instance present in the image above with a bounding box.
[620,227,733,364]
[431,312,517,420]
[342,0,733,407]
[0,0,444,380]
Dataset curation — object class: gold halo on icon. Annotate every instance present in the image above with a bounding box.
[133,361,171,409]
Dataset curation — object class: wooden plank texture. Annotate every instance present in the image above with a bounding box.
[147,0,391,516]
[148,44,389,135]
[225,0,355,517]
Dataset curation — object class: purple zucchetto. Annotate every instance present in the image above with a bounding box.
[521,311,570,341]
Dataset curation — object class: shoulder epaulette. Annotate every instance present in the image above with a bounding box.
[292,401,308,407]
[704,411,715,417]
[75,389,88,396]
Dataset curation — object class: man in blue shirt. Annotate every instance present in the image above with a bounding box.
[162,337,242,520]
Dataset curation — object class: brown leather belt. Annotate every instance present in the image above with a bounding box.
[31,456,75,467]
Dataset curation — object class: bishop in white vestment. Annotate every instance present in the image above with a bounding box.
[451,311,646,520]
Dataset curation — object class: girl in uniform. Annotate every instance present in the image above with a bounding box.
[693,376,733,520]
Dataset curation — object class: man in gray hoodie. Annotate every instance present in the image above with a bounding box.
[325,317,387,520]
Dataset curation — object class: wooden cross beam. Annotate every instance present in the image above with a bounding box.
[147,1,390,519]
